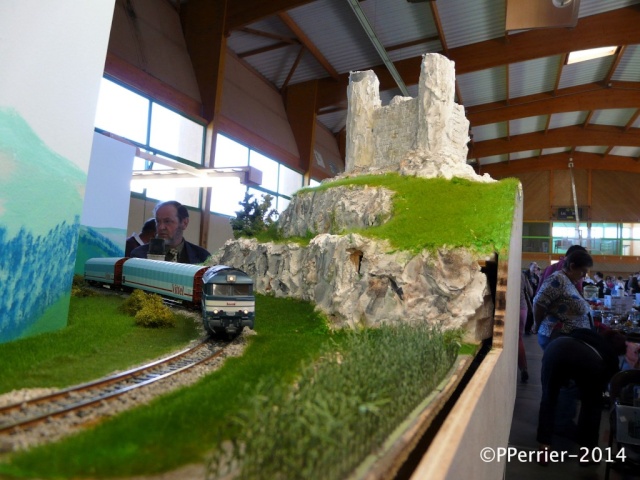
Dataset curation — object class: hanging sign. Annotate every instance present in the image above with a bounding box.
[557,207,583,220]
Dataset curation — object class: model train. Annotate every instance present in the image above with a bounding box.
[84,257,255,337]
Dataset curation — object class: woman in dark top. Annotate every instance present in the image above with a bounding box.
[533,250,593,351]
[537,328,626,462]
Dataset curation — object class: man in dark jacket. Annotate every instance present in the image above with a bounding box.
[130,200,210,264]
[537,328,626,460]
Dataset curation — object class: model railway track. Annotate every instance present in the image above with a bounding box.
[0,340,225,435]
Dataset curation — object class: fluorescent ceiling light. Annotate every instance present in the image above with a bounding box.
[131,174,240,189]
[131,166,262,188]
[567,46,617,65]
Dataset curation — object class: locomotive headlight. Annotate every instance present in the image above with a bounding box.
[227,275,236,283]
[243,309,249,315]
[213,309,219,314]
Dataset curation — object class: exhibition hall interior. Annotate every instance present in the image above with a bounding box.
[1,0,639,479]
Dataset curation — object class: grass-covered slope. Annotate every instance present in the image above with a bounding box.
[0,294,461,480]
[295,174,519,255]
[0,296,200,394]
[0,294,332,478]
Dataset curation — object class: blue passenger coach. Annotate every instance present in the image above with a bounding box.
[84,257,255,337]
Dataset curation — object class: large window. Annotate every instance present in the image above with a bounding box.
[522,222,551,253]
[523,221,640,256]
[94,77,206,208]
[95,79,150,144]
[95,80,306,218]
[149,103,204,164]
[211,134,304,217]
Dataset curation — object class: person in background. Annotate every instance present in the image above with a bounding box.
[620,332,640,371]
[125,218,156,257]
[130,200,210,264]
[524,262,540,293]
[593,272,605,299]
[539,244,587,296]
[536,328,626,465]
[628,273,640,295]
[533,249,594,351]
[604,275,615,296]
[519,271,533,382]
[523,262,539,335]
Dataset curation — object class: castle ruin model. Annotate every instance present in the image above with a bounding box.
[343,53,493,183]
[211,53,499,341]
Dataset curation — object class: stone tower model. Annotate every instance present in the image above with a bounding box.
[345,53,483,182]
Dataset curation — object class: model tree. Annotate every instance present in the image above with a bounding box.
[230,192,279,239]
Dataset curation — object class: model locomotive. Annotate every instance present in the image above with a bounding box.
[84,257,255,337]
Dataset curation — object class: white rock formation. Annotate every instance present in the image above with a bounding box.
[210,236,494,341]
[277,185,394,237]
[345,70,381,172]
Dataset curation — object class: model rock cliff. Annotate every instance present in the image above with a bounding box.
[210,54,500,342]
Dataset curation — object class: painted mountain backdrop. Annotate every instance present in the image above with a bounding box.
[0,107,87,342]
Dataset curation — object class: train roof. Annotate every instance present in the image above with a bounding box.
[123,258,209,276]
[202,265,253,285]
[85,257,126,267]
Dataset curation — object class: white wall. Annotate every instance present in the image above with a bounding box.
[0,0,116,342]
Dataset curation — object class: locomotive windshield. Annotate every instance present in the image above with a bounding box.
[205,283,253,296]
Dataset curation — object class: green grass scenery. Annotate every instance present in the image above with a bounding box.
[0,293,462,480]
[0,295,200,393]
[295,175,519,254]
[208,325,460,480]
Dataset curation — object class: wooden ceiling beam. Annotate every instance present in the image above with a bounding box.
[552,54,567,96]
[480,151,640,176]
[315,7,640,111]
[386,34,441,52]
[466,83,640,126]
[603,45,626,87]
[318,80,640,129]
[471,125,640,158]
[277,12,340,80]
[624,109,640,132]
[448,6,640,75]
[238,41,295,58]
[356,5,640,88]
[181,0,229,249]
[182,0,227,123]
[240,27,298,44]
[429,1,448,54]
[227,0,315,31]
[281,46,306,91]
[284,80,318,176]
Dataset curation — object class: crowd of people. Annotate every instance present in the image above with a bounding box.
[518,246,640,466]
[583,270,640,298]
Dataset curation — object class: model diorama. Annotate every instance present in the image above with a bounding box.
[212,53,516,344]
[1,53,519,480]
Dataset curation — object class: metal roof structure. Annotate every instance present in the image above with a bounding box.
[174,0,640,176]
